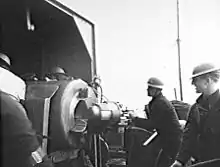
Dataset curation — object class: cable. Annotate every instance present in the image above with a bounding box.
[89,84,110,102]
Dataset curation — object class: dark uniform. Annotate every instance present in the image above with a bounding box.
[134,92,182,166]
[1,91,40,167]
[176,89,220,165]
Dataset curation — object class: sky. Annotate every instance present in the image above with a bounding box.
[58,0,220,110]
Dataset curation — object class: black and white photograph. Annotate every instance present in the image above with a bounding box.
[1,0,220,167]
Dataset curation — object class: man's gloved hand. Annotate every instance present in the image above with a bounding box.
[170,160,183,167]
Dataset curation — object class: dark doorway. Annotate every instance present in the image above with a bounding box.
[0,0,93,82]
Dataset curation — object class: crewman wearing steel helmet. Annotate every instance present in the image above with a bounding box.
[45,66,73,81]
[0,55,53,167]
[171,63,220,167]
[50,66,66,74]
[0,53,26,101]
[130,77,182,167]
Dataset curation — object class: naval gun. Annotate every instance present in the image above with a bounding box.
[24,78,126,167]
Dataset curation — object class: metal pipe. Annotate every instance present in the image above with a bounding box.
[91,24,97,79]
[177,0,183,101]
[93,134,98,167]
[174,88,177,100]
[98,134,102,167]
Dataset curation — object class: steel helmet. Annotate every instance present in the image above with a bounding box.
[147,77,164,89]
[0,53,11,66]
[50,66,65,74]
[191,63,220,79]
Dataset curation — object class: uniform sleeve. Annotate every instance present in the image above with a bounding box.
[133,100,165,130]
[4,101,40,156]
[176,104,200,165]
[134,117,155,130]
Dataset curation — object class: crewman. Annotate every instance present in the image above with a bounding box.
[0,53,25,101]
[45,66,73,81]
[0,54,53,167]
[130,77,182,167]
[171,63,220,167]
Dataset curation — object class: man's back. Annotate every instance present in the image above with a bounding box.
[149,94,182,158]
[149,94,182,136]
[1,91,39,167]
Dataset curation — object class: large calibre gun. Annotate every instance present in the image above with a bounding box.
[24,78,125,167]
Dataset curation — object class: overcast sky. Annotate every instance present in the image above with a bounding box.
[59,0,220,109]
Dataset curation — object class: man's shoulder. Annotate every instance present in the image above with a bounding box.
[0,91,14,105]
[186,103,202,119]
[0,91,18,104]
[155,95,172,105]
[0,91,26,115]
[152,95,173,110]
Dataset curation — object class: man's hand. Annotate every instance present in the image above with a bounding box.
[128,111,138,119]
[170,160,183,167]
